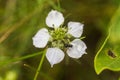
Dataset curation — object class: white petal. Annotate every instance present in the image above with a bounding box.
[67,21,84,38]
[67,39,87,59]
[46,10,64,28]
[32,28,50,48]
[46,48,65,67]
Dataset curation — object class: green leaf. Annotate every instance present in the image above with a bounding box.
[94,5,120,74]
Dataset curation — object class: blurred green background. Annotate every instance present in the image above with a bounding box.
[0,0,120,80]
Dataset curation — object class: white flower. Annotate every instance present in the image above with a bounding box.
[32,10,87,67]
[46,48,65,67]
[46,10,64,28]
[32,28,50,48]
[67,39,87,59]
[67,21,83,38]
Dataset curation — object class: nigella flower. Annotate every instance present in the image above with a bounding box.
[32,10,87,67]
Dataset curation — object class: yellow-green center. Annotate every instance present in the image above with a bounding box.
[49,27,71,49]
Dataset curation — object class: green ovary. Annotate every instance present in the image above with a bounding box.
[50,27,68,48]
[51,28,67,40]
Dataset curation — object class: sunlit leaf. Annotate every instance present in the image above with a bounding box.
[94,5,120,74]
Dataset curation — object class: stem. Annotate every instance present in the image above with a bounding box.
[57,0,61,9]
[33,50,46,80]
[0,52,43,67]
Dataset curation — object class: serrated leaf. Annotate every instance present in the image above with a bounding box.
[94,5,120,74]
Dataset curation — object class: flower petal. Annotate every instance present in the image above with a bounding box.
[46,48,65,67]
[32,28,50,48]
[67,39,87,59]
[46,10,64,28]
[67,21,84,38]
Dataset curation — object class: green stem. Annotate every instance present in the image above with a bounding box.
[0,51,43,67]
[33,50,46,80]
[57,0,61,9]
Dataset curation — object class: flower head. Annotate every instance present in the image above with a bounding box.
[32,10,87,67]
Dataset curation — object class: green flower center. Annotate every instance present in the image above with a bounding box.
[49,27,71,49]
[51,27,67,40]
